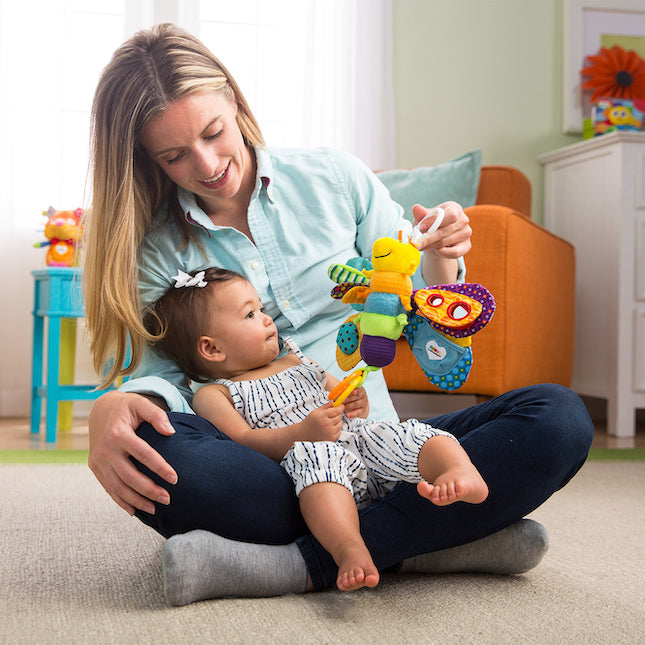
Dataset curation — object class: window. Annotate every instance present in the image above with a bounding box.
[0,1,127,230]
[1,0,393,231]
[197,0,395,163]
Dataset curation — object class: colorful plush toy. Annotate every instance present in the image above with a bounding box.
[327,233,495,405]
[34,207,83,266]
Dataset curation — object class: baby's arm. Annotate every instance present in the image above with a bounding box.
[193,384,344,461]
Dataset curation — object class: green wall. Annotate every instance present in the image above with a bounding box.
[392,0,581,222]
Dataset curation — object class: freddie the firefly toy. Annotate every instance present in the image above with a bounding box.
[327,211,495,405]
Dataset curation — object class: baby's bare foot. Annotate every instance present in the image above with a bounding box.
[335,542,380,591]
[417,465,489,506]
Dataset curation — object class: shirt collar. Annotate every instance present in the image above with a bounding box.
[177,146,275,231]
[255,146,275,202]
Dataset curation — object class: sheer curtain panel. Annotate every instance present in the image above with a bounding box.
[0,0,394,416]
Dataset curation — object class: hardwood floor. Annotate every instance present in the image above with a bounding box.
[0,417,91,450]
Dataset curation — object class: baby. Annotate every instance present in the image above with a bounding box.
[144,267,489,591]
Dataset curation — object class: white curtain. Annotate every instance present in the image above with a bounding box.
[302,0,395,169]
[0,1,128,417]
[0,0,394,416]
[198,0,395,169]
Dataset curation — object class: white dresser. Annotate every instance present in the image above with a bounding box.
[539,132,645,437]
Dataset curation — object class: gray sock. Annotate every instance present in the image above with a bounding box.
[162,530,309,606]
[398,519,549,575]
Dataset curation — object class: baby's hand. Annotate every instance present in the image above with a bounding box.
[301,403,344,442]
[342,386,369,419]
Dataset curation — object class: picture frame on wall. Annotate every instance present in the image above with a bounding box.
[563,0,645,134]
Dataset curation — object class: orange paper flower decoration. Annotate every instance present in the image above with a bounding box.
[581,45,645,101]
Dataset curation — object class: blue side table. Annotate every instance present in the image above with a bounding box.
[31,267,110,443]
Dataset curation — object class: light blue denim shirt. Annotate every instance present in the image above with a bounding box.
[121,146,465,421]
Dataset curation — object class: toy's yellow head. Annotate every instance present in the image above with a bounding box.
[371,237,420,276]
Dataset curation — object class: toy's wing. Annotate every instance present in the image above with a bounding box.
[413,283,495,338]
[331,283,357,300]
[328,261,371,286]
[403,314,473,391]
[335,313,363,371]
[341,285,371,305]
[330,283,370,312]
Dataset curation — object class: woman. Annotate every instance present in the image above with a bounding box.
[84,23,593,605]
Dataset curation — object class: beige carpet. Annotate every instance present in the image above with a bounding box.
[0,461,643,645]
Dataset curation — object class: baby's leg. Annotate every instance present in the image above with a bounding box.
[417,435,489,506]
[299,482,379,591]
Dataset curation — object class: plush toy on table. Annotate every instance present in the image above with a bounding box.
[327,209,496,405]
[34,206,83,266]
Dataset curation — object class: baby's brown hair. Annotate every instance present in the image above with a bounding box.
[144,267,245,382]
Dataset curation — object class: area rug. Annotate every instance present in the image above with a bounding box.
[0,460,643,644]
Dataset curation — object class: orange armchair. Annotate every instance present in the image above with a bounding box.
[382,166,575,398]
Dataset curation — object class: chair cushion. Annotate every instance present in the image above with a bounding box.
[377,149,482,222]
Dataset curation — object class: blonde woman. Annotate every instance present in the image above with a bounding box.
[83,23,593,605]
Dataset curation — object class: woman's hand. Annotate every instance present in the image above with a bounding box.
[88,390,178,516]
[341,386,369,419]
[412,201,472,284]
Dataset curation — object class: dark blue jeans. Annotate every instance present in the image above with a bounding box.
[133,383,593,591]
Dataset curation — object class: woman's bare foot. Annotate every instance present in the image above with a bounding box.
[335,541,380,591]
[417,465,489,506]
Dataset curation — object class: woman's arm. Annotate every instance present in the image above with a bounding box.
[412,202,472,285]
[341,152,469,287]
[87,390,178,516]
[193,384,344,461]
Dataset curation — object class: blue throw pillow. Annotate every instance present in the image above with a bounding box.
[377,149,482,222]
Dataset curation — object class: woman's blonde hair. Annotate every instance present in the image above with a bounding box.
[83,23,264,385]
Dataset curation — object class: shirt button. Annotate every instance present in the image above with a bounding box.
[283,299,291,308]
[251,262,259,270]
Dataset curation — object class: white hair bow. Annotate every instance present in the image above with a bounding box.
[172,269,208,289]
